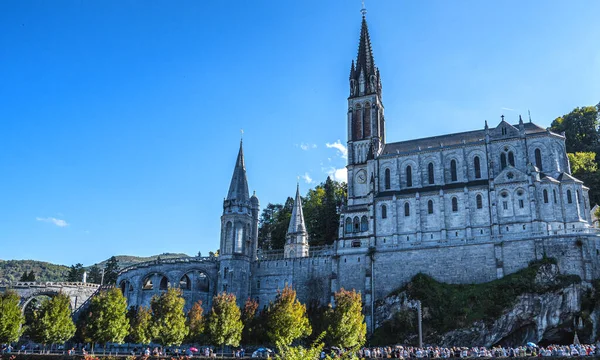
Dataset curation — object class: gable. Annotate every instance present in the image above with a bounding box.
[494,166,529,185]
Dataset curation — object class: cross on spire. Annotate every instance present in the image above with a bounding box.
[361,0,367,17]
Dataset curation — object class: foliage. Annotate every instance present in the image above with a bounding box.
[28,293,76,345]
[0,290,25,343]
[207,292,243,348]
[19,270,36,282]
[185,300,205,344]
[67,264,85,282]
[275,332,326,360]
[87,288,129,346]
[149,288,188,346]
[87,265,102,284]
[257,178,347,250]
[327,288,366,349]
[102,257,120,285]
[241,298,259,345]
[0,260,68,283]
[126,305,152,345]
[265,285,312,346]
[568,152,598,175]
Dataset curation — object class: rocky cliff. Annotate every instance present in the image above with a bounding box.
[373,261,595,347]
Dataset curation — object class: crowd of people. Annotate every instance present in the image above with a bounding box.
[352,344,598,358]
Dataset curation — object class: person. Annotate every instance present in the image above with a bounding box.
[144,347,151,356]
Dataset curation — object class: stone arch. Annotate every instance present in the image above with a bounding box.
[400,159,418,187]
[20,290,62,312]
[345,217,352,233]
[179,274,191,290]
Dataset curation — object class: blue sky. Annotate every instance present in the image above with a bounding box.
[1,1,599,266]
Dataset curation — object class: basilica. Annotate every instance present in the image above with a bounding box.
[117,11,599,332]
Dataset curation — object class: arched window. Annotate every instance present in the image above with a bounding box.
[428,162,434,184]
[406,165,413,187]
[508,151,515,166]
[363,102,371,137]
[474,156,481,179]
[577,190,581,203]
[543,189,548,203]
[381,205,387,219]
[353,217,360,232]
[345,217,352,233]
[159,276,170,290]
[450,159,457,182]
[257,280,260,289]
[427,200,434,214]
[535,148,543,170]
[500,153,507,169]
[142,276,153,290]
[404,202,410,217]
[452,197,458,212]
[120,281,127,294]
[224,221,233,254]
[179,274,191,290]
[197,272,209,292]
[352,104,362,141]
[567,190,573,204]
[476,194,483,209]
[384,168,391,190]
[360,216,368,231]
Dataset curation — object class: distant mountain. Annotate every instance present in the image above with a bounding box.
[0,252,191,284]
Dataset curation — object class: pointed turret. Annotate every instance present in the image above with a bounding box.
[226,140,250,202]
[349,13,381,98]
[287,184,307,235]
[284,183,309,258]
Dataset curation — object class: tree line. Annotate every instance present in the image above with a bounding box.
[258,177,347,250]
[0,286,365,359]
[550,103,600,206]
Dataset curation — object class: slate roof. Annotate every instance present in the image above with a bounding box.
[287,184,307,236]
[226,141,250,202]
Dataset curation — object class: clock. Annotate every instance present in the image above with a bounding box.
[356,170,367,184]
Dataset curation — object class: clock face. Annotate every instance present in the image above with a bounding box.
[356,170,367,184]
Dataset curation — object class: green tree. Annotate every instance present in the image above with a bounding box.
[87,265,103,284]
[551,106,600,153]
[28,270,36,281]
[150,288,188,346]
[207,292,243,352]
[326,288,366,349]
[241,298,259,345]
[19,271,29,281]
[103,257,120,285]
[29,293,76,346]
[275,334,326,360]
[87,288,129,350]
[568,152,598,175]
[186,300,205,344]
[67,263,85,282]
[127,306,152,345]
[265,285,312,346]
[0,291,25,343]
[303,177,347,246]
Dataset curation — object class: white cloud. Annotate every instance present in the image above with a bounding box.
[501,107,515,112]
[300,172,313,184]
[36,217,69,228]
[298,142,317,151]
[327,167,348,183]
[326,140,348,159]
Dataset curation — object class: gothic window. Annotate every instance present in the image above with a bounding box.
[476,194,483,209]
[345,217,353,233]
[360,216,368,231]
[519,199,524,209]
[535,148,543,170]
[159,276,170,290]
[474,156,481,179]
[503,201,508,210]
[553,189,557,203]
[406,165,413,187]
[428,162,434,184]
[120,281,127,294]
[428,200,434,214]
[500,153,507,169]
[567,190,573,204]
[225,221,233,254]
[577,190,581,203]
[404,202,410,217]
[179,274,191,290]
[235,224,244,253]
[381,205,387,219]
[353,217,360,232]
[451,197,458,212]
[352,104,362,141]
[543,189,549,204]
[364,102,371,137]
[384,168,391,190]
[508,151,515,166]
[450,159,457,182]
[142,276,153,290]
[223,267,229,280]
[257,280,260,289]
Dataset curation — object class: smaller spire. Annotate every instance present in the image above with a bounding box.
[519,115,524,125]
[287,183,307,236]
[226,141,250,202]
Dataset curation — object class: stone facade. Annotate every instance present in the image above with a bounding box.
[116,12,600,333]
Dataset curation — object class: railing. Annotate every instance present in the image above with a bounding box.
[72,284,114,318]
[10,281,101,288]
[257,245,334,261]
[118,256,216,275]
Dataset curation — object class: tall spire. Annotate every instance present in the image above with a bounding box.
[287,183,307,236]
[349,6,380,98]
[226,140,250,202]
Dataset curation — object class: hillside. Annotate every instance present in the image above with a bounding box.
[0,252,190,284]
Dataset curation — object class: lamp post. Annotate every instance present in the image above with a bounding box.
[417,300,423,348]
